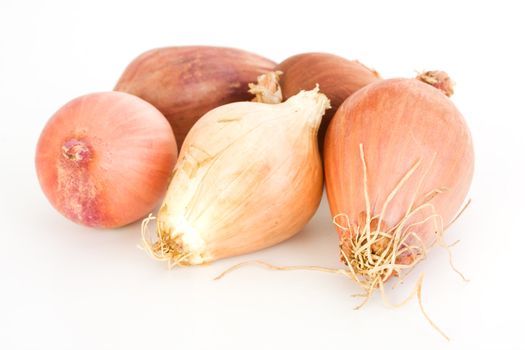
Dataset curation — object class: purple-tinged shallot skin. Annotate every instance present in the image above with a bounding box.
[115,46,276,149]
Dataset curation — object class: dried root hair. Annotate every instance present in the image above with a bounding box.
[140,214,191,268]
[216,144,470,341]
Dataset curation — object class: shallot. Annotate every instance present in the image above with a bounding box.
[324,73,474,297]
[142,87,330,266]
[36,92,178,228]
[115,46,276,148]
[275,53,380,146]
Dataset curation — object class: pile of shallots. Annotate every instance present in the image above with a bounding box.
[36,47,474,337]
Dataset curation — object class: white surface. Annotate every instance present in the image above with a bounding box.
[1,1,523,349]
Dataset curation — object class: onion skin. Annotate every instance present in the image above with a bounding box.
[35,92,178,228]
[114,46,276,149]
[324,78,474,258]
[277,53,380,145]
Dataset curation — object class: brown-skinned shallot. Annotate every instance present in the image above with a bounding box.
[275,53,380,147]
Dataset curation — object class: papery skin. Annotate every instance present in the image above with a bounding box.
[324,78,474,249]
[36,92,178,228]
[277,53,380,147]
[155,89,329,265]
[115,46,276,149]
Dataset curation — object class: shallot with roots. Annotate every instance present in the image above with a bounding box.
[324,74,473,289]
[35,92,178,228]
[217,72,474,339]
[141,87,330,266]
[323,73,474,338]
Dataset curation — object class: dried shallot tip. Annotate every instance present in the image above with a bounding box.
[61,139,91,162]
[142,87,330,267]
[248,71,283,104]
[416,70,455,97]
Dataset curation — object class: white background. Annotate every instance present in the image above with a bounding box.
[1,0,523,349]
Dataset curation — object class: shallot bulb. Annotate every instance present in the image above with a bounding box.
[35,92,178,228]
[275,53,380,146]
[324,74,474,294]
[115,46,276,149]
[142,88,330,266]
